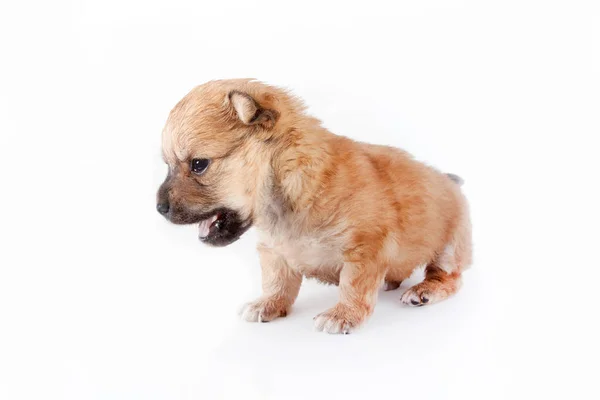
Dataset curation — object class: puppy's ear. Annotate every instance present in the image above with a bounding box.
[228,91,279,129]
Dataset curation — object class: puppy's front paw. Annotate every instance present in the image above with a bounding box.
[239,297,288,323]
[313,304,362,334]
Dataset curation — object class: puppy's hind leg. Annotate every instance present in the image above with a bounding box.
[400,263,462,306]
[401,216,472,306]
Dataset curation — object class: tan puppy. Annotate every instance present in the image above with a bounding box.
[157,79,472,334]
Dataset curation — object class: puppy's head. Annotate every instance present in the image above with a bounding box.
[156,79,285,246]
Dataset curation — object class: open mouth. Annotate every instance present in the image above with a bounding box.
[195,207,252,247]
[198,212,223,239]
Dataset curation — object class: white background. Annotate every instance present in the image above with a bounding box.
[1,1,599,399]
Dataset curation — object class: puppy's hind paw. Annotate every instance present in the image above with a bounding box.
[239,297,288,323]
[400,273,460,307]
[400,284,432,306]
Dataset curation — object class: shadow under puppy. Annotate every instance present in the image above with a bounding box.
[157,79,472,334]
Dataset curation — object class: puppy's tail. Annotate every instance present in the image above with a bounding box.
[446,173,464,186]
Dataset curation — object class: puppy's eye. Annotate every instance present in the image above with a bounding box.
[191,158,210,175]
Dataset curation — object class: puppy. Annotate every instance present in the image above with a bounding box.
[157,79,472,334]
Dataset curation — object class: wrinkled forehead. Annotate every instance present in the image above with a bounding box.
[161,121,196,165]
[161,95,236,165]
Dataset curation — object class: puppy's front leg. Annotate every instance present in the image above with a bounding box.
[240,245,302,323]
[314,262,383,334]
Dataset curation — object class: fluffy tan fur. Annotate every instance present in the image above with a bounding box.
[160,79,472,334]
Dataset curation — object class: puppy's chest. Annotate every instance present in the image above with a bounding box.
[259,231,343,271]
[257,198,346,274]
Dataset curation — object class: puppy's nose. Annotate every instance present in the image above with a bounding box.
[156,202,170,215]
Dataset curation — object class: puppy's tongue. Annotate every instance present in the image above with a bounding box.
[198,214,219,238]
